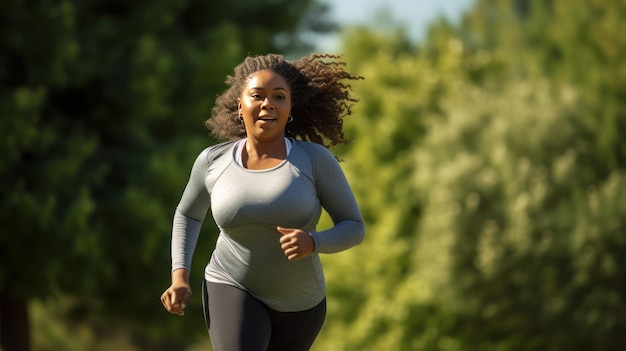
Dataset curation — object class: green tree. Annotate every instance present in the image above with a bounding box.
[314,23,474,351]
[0,0,334,350]
[312,0,626,350]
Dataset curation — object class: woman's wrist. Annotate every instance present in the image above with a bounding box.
[307,231,317,251]
[171,268,190,284]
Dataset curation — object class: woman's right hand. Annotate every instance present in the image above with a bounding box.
[160,269,192,316]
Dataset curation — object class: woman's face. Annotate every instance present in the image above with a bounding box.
[238,70,292,142]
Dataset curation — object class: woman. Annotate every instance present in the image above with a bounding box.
[160,53,365,351]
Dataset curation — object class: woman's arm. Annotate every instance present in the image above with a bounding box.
[310,146,365,253]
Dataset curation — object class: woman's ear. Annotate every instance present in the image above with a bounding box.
[237,98,241,111]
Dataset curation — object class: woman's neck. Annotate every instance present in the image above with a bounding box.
[242,137,287,170]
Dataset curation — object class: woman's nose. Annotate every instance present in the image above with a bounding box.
[261,97,274,109]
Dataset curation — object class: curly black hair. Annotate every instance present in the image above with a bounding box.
[205,53,363,148]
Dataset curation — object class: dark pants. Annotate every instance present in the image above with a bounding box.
[202,280,326,351]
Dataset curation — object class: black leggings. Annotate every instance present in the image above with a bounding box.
[202,280,326,351]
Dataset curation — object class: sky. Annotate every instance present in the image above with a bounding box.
[314,0,476,51]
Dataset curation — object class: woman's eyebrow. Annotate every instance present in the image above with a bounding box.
[249,87,288,91]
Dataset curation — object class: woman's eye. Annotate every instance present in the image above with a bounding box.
[251,93,262,99]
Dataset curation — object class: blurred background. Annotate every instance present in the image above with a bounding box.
[1,0,625,350]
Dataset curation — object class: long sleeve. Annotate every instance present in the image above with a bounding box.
[171,210,202,272]
[170,149,211,272]
[308,145,365,253]
[176,149,212,220]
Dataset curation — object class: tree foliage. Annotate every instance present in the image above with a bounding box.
[0,0,334,349]
[3,0,625,349]
[314,0,626,350]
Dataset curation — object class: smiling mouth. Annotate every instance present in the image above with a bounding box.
[258,117,277,122]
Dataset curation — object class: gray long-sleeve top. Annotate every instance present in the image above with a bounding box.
[171,139,365,312]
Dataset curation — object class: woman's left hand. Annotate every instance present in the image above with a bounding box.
[277,227,315,260]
